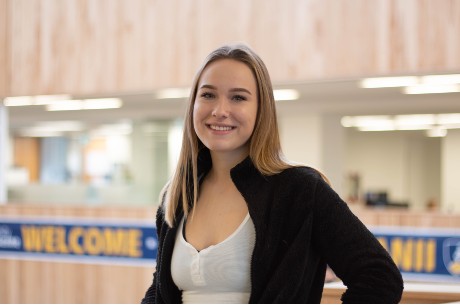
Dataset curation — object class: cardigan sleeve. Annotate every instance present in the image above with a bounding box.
[141,270,158,304]
[141,203,166,304]
[311,176,404,303]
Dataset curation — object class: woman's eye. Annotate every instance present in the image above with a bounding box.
[232,95,247,102]
[200,92,215,99]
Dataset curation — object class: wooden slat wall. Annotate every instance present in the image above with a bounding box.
[1,259,152,303]
[0,0,7,97]
[4,0,460,97]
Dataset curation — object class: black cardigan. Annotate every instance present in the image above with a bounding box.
[142,151,403,303]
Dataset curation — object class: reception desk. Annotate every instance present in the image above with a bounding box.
[322,281,460,304]
[1,203,459,303]
[349,205,460,228]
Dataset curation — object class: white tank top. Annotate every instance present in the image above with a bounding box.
[171,213,256,304]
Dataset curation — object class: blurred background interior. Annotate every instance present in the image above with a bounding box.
[1,0,460,303]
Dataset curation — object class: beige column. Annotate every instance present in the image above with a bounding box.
[0,101,8,203]
[279,112,345,196]
[441,129,460,213]
[321,114,345,196]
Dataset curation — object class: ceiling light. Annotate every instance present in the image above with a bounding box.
[341,115,393,128]
[360,73,460,92]
[83,98,122,109]
[426,127,447,137]
[46,100,83,111]
[274,89,299,101]
[3,96,34,106]
[33,94,72,105]
[46,98,122,111]
[17,120,85,137]
[340,116,354,128]
[357,125,396,131]
[438,113,460,125]
[443,123,460,129]
[342,113,460,133]
[394,114,436,126]
[359,76,419,88]
[396,125,433,131]
[343,115,396,131]
[403,84,460,94]
[3,94,72,106]
[155,88,191,99]
[420,74,460,85]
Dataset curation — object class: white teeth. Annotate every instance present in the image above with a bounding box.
[210,125,233,131]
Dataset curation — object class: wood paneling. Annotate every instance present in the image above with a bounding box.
[0,256,153,303]
[6,0,203,95]
[0,0,7,97]
[13,137,40,182]
[4,0,460,96]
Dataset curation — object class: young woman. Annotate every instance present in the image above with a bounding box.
[142,44,403,304]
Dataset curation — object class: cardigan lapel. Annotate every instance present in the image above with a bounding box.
[159,212,182,304]
[161,149,272,303]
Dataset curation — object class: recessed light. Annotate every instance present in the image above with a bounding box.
[273,89,299,101]
[359,76,419,88]
[403,84,460,94]
[46,98,122,111]
[155,88,191,99]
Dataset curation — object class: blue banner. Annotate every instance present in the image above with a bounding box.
[1,216,460,283]
[371,226,460,282]
[0,217,157,266]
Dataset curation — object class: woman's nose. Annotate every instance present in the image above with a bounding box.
[212,99,229,118]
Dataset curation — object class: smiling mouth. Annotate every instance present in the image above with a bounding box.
[207,124,235,131]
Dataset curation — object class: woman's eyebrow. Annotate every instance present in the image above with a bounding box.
[199,84,252,95]
[199,84,217,90]
[229,87,252,95]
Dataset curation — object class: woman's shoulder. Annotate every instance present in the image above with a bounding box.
[270,165,328,194]
[279,165,324,182]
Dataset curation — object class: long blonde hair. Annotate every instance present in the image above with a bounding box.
[164,44,293,226]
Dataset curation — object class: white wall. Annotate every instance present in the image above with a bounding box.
[279,113,345,196]
[442,129,460,213]
[407,136,441,211]
[280,114,444,210]
[345,129,442,210]
[280,109,446,212]
[131,121,170,204]
[279,113,323,169]
[345,130,409,204]
[321,114,345,195]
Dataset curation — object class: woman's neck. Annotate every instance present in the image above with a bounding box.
[208,150,248,182]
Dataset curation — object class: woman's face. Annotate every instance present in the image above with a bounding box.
[193,59,258,158]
